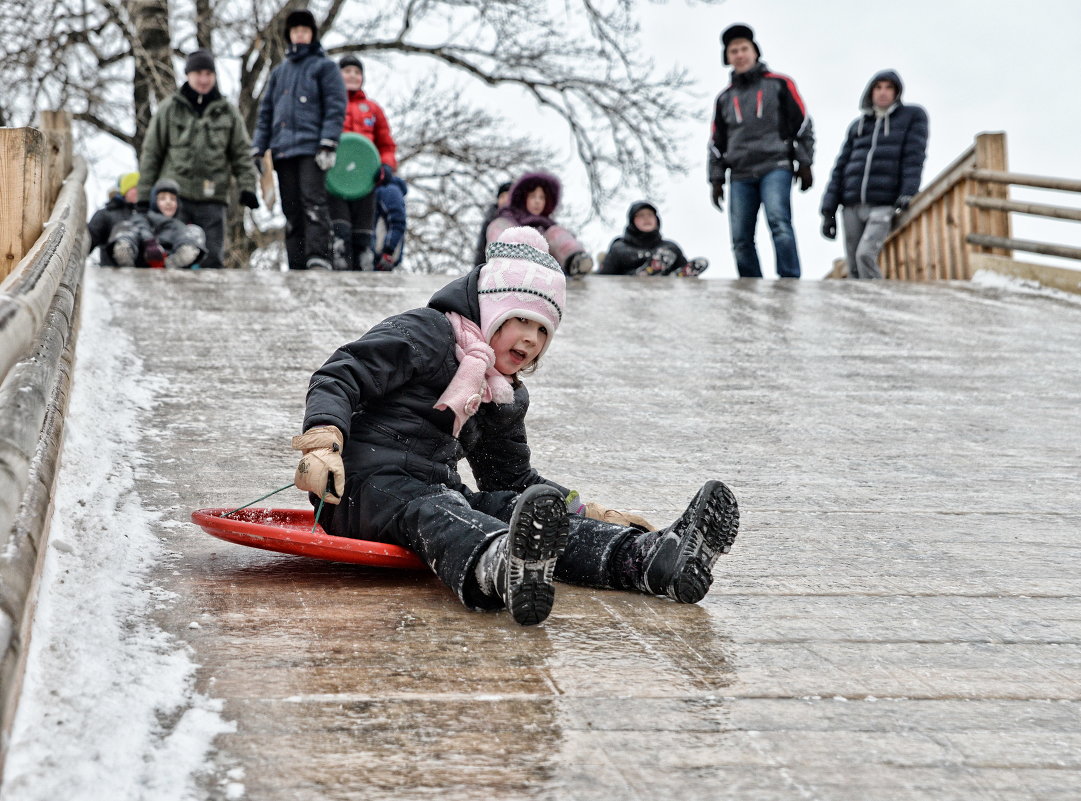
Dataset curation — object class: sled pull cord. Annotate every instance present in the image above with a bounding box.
[220,483,295,518]
[312,490,329,533]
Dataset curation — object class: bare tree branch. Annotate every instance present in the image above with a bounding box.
[0,0,715,272]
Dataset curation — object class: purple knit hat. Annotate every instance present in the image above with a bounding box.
[478,226,566,359]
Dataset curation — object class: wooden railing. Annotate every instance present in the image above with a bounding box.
[880,132,1011,281]
[0,111,74,283]
[829,132,1081,294]
[0,111,87,771]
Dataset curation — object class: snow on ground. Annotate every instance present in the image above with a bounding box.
[1,266,234,801]
[971,268,1081,303]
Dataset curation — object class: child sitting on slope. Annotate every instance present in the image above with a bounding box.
[486,172,594,276]
[292,226,739,626]
[108,179,207,268]
[600,201,709,277]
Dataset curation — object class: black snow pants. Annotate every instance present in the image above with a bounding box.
[274,155,333,269]
[328,191,376,271]
[317,479,639,611]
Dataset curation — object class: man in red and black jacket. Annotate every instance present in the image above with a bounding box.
[330,54,399,270]
[708,24,814,278]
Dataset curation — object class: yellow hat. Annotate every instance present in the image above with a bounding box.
[117,172,140,195]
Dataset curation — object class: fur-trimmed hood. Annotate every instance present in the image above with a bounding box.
[495,171,563,229]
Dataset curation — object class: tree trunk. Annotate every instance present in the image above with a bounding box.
[128,0,175,157]
[194,0,213,49]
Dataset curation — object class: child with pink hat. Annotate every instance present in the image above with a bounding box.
[292,226,739,625]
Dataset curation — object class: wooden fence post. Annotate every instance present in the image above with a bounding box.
[971,132,1012,272]
[0,128,48,282]
[36,111,74,210]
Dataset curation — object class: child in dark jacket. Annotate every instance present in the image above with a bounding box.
[88,173,140,266]
[600,201,709,277]
[292,226,739,626]
[486,172,593,276]
[108,179,207,268]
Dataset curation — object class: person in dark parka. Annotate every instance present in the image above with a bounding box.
[88,173,140,266]
[291,226,739,626]
[251,9,346,270]
[600,201,708,276]
[820,69,929,279]
[473,181,512,267]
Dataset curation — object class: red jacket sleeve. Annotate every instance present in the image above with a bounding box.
[371,103,397,169]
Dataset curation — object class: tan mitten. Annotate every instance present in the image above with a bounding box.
[584,502,656,533]
[291,425,345,503]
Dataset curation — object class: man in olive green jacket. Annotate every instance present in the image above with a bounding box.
[137,49,259,268]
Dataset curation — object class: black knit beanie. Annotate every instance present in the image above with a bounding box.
[284,9,318,42]
[184,48,216,74]
[721,23,761,65]
[339,54,363,72]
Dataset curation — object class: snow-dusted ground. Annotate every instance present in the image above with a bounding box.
[3,262,1081,800]
[1,265,235,801]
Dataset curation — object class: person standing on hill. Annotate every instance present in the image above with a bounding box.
[329,54,399,270]
[251,9,347,270]
[820,70,929,279]
[136,49,259,269]
[708,23,814,278]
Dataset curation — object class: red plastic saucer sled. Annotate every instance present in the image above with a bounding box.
[191,508,427,570]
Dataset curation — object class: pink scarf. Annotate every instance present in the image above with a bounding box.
[435,312,514,436]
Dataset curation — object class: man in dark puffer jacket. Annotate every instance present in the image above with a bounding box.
[820,69,929,279]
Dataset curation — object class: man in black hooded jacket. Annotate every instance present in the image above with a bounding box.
[820,69,929,279]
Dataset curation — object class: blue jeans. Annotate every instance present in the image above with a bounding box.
[728,168,801,278]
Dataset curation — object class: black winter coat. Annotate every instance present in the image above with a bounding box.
[302,267,564,538]
[600,201,688,275]
[821,70,929,214]
[251,42,347,160]
[709,61,815,182]
[87,196,136,266]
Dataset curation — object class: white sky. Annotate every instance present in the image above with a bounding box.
[573,0,1081,278]
[81,0,1081,278]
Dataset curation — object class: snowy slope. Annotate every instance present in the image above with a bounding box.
[1,266,237,801]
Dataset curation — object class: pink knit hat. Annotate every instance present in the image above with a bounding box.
[478,226,566,359]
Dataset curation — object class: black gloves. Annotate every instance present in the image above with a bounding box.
[821,212,837,241]
[796,163,813,192]
[710,181,725,211]
[894,195,913,217]
[239,190,259,210]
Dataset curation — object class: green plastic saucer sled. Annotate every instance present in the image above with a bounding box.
[325,132,381,200]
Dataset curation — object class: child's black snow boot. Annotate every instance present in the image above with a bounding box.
[474,484,570,625]
[618,480,739,603]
